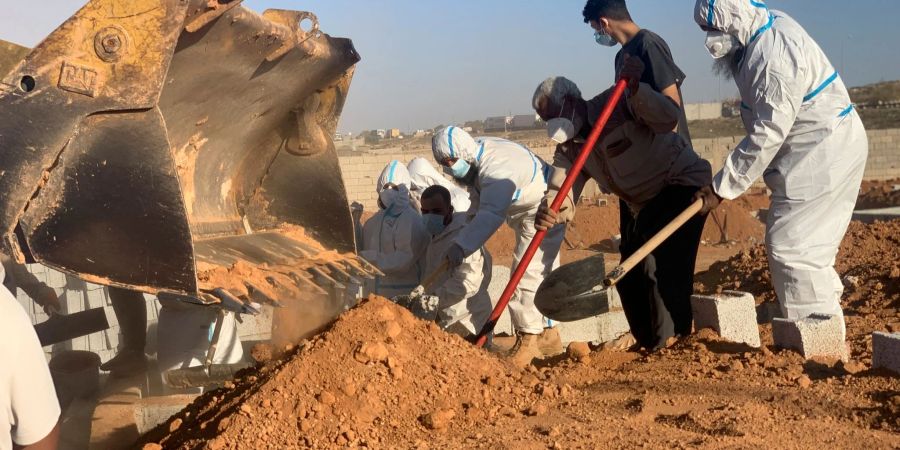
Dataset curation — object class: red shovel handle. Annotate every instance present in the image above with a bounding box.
[475,78,629,347]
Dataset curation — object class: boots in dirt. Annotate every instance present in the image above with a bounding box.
[536,327,564,356]
[507,332,543,368]
[100,288,148,377]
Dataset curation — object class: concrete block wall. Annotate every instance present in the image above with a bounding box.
[339,128,900,211]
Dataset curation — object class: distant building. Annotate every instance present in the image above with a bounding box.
[484,116,511,132]
[510,114,539,130]
[684,102,723,121]
[386,128,401,139]
[376,129,386,138]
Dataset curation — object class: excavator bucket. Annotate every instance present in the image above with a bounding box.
[0,0,377,312]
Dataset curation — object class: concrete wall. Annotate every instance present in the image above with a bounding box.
[684,102,723,121]
[340,128,900,210]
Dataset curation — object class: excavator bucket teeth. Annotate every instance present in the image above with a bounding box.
[0,0,372,308]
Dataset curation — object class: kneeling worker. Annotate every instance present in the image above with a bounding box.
[533,57,712,351]
[419,185,494,339]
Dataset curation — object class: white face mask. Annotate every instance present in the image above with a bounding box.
[546,97,579,144]
[547,118,576,144]
[705,31,739,59]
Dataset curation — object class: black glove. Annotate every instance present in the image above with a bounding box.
[694,185,723,215]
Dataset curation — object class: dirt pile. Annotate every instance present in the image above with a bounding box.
[140,295,900,449]
[139,296,571,449]
[695,220,900,360]
[857,179,900,209]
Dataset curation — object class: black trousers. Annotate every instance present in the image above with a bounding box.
[617,185,706,350]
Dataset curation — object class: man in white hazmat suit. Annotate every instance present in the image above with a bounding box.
[692,0,868,336]
[407,157,472,214]
[431,126,565,366]
[419,185,494,339]
[361,160,430,298]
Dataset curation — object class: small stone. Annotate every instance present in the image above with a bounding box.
[355,342,390,363]
[566,342,591,360]
[384,321,402,339]
[318,391,336,405]
[840,360,866,375]
[240,404,253,415]
[798,375,812,389]
[890,267,900,279]
[168,418,182,433]
[421,408,455,430]
[298,419,314,432]
[206,436,227,450]
[729,359,744,372]
[142,444,163,450]
[526,403,548,416]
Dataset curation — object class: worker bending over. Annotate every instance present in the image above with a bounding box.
[419,185,494,339]
[693,0,868,336]
[361,161,430,298]
[533,56,712,351]
[407,157,472,214]
[432,127,565,366]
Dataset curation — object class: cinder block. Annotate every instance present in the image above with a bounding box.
[691,291,761,348]
[772,313,848,361]
[872,332,900,374]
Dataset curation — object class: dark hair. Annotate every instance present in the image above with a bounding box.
[582,0,632,23]
[421,185,451,206]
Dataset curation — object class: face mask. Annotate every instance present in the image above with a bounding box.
[594,30,616,47]
[546,118,576,144]
[449,159,471,180]
[378,189,399,210]
[422,213,448,236]
[705,31,739,59]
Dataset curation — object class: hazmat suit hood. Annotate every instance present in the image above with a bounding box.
[376,160,412,213]
[432,126,478,164]
[407,157,472,213]
[695,0,772,46]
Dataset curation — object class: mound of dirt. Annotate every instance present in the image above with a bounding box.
[139,295,900,449]
[695,220,900,360]
[857,179,900,209]
[139,296,548,449]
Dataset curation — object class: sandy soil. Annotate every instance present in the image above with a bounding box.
[139,269,899,448]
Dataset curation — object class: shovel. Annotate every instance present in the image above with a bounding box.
[33,307,117,347]
[534,198,704,322]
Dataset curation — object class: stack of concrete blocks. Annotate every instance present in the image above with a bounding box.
[690,291,761,348]
[772,313,849,361]
[488,265,630,345]
[872,332,900,374]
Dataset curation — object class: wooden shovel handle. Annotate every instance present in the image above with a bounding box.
[421,261,450,292]
[603,198,704,287]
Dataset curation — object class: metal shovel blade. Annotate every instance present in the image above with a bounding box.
[535,254,612,322]
[163,363,253,390]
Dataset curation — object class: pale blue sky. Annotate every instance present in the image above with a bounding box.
[2,0,898,133]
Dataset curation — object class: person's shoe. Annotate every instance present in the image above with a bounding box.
[603,332,638,352]
[99,349,148,377]
[536,327,564,356]
[507,333,543,368]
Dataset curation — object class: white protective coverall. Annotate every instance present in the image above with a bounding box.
[695,0,868,328]
[432,127,565,334]
[361,161,430,298]
[424,212,494,336]
[156,298,244,379]
[407,157,472,214]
